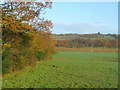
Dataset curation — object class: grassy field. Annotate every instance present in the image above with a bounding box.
[2,48,118,88]
[56,47,118,53]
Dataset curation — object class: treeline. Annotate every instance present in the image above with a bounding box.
[52,33,119,40]
[2,2,56,74]
[56,38,118,48]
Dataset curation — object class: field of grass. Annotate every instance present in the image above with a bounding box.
[56,47,118,53]
[2,48,118,88]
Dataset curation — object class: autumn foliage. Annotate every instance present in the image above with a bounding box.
[2,1,56,74]
[56,38,118,48]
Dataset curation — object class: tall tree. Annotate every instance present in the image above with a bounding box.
[2,1,52,33]
[2,1,56,73]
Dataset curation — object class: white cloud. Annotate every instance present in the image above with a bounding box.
[52,21,117,34]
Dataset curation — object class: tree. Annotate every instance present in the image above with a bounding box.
[98,32,101,34]
[2,1,55,73]
[2,1,52,33]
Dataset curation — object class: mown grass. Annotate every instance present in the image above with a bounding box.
[2,48,118,88]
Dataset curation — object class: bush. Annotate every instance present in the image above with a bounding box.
[10,47,36,71]
[2,47,13,74]
[36,51,45,61]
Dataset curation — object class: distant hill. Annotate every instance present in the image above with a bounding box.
[52,33,119,40]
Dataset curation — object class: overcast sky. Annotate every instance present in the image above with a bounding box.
[44,2,118,34]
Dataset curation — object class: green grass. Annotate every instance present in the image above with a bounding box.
[2,51,118,88]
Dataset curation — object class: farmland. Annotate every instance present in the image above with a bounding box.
[2,1,118,89]
[2,48,118,88]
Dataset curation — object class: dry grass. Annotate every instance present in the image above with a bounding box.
[56,47,118,53]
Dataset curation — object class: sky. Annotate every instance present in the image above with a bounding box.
[44,2,118,34]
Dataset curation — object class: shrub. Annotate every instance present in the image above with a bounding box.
[2,47,13,74]
[36,51,45,61]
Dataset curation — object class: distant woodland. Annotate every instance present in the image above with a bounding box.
[52,33,119,48]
